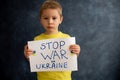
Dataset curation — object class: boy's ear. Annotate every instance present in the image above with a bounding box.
[60,16,63,24]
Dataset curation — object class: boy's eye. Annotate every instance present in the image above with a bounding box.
[44,17,48,20]
[52,17,57,20]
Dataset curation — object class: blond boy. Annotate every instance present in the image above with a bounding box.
[24,0,80,80]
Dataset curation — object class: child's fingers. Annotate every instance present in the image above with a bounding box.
[69,44,80,50]
[24,45,33,54]
[24,45,33,60]
[71,49,79,54]
[69,44,80,55]
[24,45,28,50]
[24,50,33,56]
[24,51,33,60]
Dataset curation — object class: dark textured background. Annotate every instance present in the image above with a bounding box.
[0,0,120,80]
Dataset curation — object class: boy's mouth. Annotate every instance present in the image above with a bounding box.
[47,26,54,29]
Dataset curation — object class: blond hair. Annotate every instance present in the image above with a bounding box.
[39,0,62,18]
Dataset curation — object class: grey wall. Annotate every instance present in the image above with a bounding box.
[1,0,120,80]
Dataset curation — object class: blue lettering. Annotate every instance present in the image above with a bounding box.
[40,53,52,60]
[60,49,68,59]
[53,41,59,49]
[47,42,52,49]
[51,62,55,68]
[36,64,41,69]
[42,64,45,68]
[64,62,67,68]
[46,63,49,69]
[40,41,65,50]
[40,49,68,60]
[53,50,60,59]
[35,62,68,69]
[40,43,46,50]
[60,41,65,49]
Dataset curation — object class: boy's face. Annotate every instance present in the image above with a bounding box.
[40,9,63,34]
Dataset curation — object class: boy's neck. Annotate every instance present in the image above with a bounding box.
[44,31,59,35]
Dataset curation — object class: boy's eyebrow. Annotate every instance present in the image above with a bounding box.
[41,15,48,17]
[41,15,58,18]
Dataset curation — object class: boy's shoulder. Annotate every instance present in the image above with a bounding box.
[33,33,44,40]
[60,32,71,37]
[34,32,71,40]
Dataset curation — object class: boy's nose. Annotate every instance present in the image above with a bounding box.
[48,18,53,24]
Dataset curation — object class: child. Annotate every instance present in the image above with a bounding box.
[24,0,80,80]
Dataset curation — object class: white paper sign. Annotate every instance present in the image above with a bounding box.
[28,37,78,72]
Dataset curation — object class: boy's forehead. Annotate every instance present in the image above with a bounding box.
[41,9,60,16]
[42,8,60,12]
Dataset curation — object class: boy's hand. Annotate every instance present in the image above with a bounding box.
[24,45,33,60]
[69,44,80,55]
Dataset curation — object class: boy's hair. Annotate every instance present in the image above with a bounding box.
[39,0,62,18]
